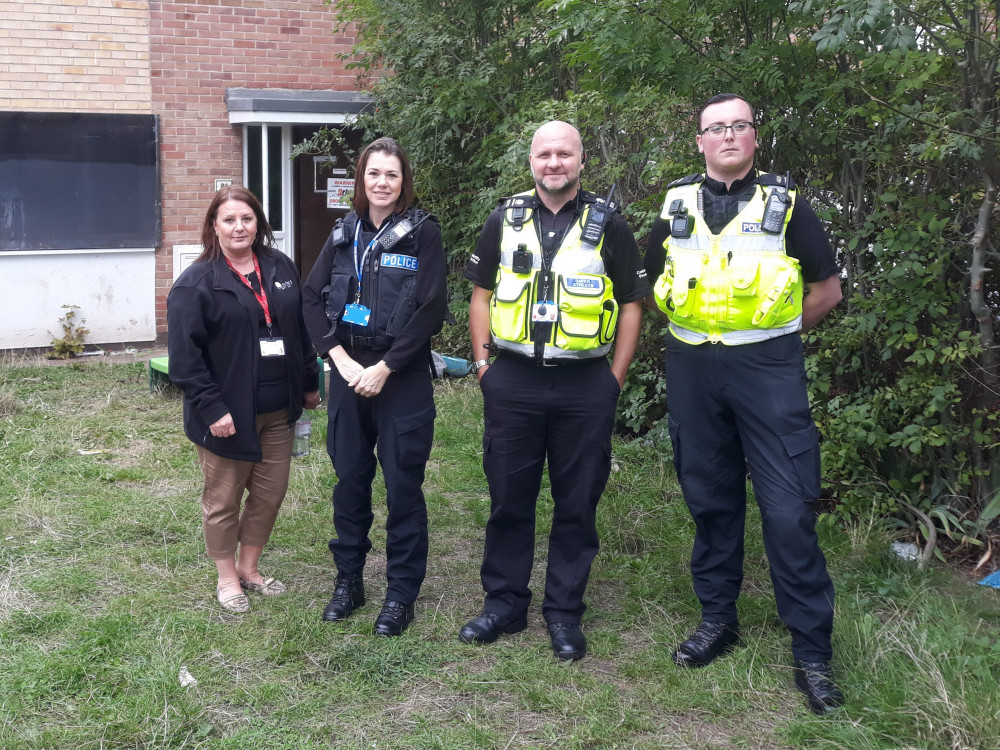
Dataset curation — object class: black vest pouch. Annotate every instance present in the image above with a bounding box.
[323,273,353,326]
[385,275,417,338]
[323,218,357,328]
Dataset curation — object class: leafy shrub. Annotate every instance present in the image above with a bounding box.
[48,305,89,360]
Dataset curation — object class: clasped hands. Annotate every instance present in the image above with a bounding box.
[331,347,391,397]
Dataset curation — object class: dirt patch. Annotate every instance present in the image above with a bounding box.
[2,346,166,368]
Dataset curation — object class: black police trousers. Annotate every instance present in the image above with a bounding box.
[478,353,620,625]
[325,364,435,604]
[664,332,835,662]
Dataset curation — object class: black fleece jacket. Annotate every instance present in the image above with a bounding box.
[167,249,319,461]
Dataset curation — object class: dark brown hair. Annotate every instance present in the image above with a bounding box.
[351,137,414,218]
[195,184,276,263]
[697,93,756,132]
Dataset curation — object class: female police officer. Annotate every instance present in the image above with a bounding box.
[302,137,448,636]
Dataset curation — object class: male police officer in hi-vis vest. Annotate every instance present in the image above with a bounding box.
[460,120,649,661]
[645,94,845,713]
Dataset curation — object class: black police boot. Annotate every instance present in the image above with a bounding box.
[547,622,587,661]
[671,621,741,668]
[794,660,845,714]
[374,600,415,636]
[321,573,365,622]
[458,611,528,644]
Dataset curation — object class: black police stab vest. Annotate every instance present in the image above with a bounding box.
[323,208,435,350]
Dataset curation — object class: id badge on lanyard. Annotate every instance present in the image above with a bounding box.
[348,221,391,327]
[532,268,557,322]
[342,304,372,325]
[226,254,285,355]
[532,301,557,322]
[260,337,285,357]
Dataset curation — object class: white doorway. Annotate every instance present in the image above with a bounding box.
[243,124,294,259]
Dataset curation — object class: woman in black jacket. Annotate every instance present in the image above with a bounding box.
[303,138,447,636]
[168,185,320,613]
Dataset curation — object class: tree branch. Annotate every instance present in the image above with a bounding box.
[858,85,1000,145]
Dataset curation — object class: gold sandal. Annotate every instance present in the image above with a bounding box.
[217,585,250,613]
[239,575,287,596]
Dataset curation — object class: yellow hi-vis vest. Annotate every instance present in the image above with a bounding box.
[490,191,618,360]
[652,174,804,345]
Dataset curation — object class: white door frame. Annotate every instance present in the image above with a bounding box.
[242,124,295,260]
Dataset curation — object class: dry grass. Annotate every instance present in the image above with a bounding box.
[1,359,999,749]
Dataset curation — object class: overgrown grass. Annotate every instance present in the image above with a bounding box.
[1,358,998,749]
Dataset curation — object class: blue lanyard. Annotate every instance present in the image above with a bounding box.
[352,219,391,300]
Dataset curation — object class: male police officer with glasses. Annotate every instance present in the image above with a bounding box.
[460,120,649,661]
[644,94,845,713]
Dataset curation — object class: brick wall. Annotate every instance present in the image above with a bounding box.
[0,0,152,112]
[150,0,360,338]
[0,1,361,342]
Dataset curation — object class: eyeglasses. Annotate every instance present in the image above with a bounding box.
[699,121,755,138]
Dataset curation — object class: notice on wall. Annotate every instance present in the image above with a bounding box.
[327,178,354,209]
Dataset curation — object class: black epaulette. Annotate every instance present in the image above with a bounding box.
[666,173,704,189]
[500,194,540,210]
[757,172,796,190]
[500,194,539,230]
[404,206,438,228]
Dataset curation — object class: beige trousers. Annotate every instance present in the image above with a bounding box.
[196,409,294,559]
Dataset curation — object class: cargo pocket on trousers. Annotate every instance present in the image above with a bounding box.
[395,403,436,468]
[779,423,821,501]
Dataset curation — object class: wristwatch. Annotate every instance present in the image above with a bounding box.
[470,358,491,374]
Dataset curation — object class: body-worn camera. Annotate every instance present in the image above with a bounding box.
[512,243,533,274]
[670,201,694,239]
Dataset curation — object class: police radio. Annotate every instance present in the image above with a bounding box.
[761,172,792,234]
[375,212,423,251]
[581,184,617,245]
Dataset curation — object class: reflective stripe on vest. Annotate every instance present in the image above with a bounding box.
[652,177,803,345]
[491,191,618,360]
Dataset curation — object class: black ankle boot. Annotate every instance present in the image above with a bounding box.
[321,573,365,622]
[672,621,741,668]
[794,660,845,714]
[374,600,415,636]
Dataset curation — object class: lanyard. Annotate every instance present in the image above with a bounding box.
[535,204,576,302]
[352,219,391,301]
[226,253,272,328]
